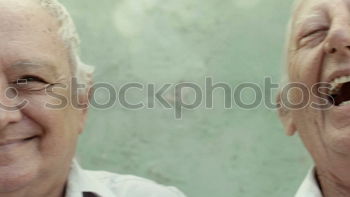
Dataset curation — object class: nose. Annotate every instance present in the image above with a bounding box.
[324,28,350,55]
[0,87,22,130]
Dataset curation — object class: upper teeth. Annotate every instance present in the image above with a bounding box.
[340,100,350,106]
[329,75,350,95]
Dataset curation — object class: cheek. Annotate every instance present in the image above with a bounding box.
[290,45,324,86]
[287,45,325,106]
[293,108,321,129]
[20,93,81,156]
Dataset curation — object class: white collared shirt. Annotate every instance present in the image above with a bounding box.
[65,160,186,197]
[295,168,322,197]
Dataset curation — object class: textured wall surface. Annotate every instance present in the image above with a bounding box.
[59,0,313,196]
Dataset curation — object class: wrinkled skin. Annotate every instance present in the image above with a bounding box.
[279,0,350,196]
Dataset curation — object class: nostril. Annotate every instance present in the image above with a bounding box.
[330,48,337,53]
[347,46,350,50]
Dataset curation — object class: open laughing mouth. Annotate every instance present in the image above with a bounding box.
[328,76,350,106]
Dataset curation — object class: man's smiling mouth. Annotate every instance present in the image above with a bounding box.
[0,136,37,149]
[329,75,350,106]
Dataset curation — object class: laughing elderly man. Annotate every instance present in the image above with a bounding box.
[278,0,350,196]
[0,0,186,197]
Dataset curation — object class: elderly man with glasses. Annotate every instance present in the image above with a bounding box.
[0,0,186,197]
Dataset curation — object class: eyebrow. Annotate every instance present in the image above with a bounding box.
[10,60,59,78]
[295,13,324,27]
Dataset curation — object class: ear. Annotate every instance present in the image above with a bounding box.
[276,92,297,136]
[77,92,88,135]
[77,76,93,134]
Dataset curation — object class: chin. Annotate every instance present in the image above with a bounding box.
[0,159,40,193]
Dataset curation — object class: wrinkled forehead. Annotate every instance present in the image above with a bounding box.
[0,0,68,74]
[292,0,350,25]
[292,0,325,24]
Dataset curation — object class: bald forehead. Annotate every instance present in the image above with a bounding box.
[0,0,39,11]
[289,0,350,38]
[292,0,350,19]
[0,0,43,26]
[292,0,324,21]
[0,0,58,33]
[0,0,69,71]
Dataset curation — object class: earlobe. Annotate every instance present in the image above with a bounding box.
[79,73,94,134]
[284,117,297,136]
[276,93,297,136]
[78,78,93,135]
[78,91,90,134]
[77,103,88,134]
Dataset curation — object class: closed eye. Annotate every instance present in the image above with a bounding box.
[302,28,328,38]
[298,28,329,48]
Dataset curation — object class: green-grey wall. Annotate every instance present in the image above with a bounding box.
[59,0,313,196]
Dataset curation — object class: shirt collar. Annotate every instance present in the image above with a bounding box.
[295,168,323,197]
[65,159,116,197]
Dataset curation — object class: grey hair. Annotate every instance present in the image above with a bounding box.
[37,0,94,86]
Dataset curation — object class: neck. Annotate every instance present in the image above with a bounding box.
[316,158,350,197]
